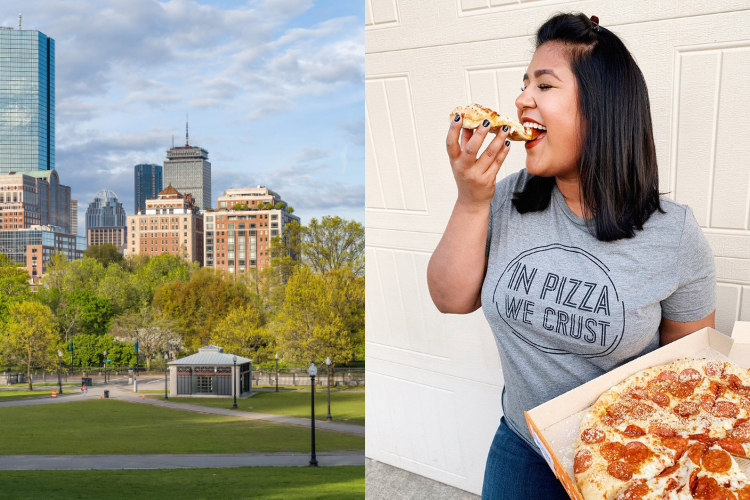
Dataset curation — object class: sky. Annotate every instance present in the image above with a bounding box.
[0,0,364,235]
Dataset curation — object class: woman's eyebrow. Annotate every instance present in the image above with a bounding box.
[522,69,562,82]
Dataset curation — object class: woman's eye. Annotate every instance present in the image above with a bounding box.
[520,84,552,92]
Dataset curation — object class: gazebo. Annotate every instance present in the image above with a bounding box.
[168,345,252,398]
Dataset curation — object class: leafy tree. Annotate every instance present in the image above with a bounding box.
[0,252,31,327]
[274,202,285,210]
[263,202,273,210]
[326,268,365,359]
[42,250,69,291]
[67,289,115,336]
[132,253,195,306]
[122,253,150,273]
[60,257,107,296]
[302,216,364,276]
[153,267,254,350]
[2,301,58,390]
[109,305,181,370]
[67,334,136,369]
[286,206,294,214]
[274,267,354,367]
[209,305,270,359]
[83,243,124,268]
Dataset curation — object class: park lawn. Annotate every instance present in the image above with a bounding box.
[6,382,79,387]
[254,385,364,391]
[0,466,364,500]
[0,390,53,401]
[157,390,365,426]
[0,399,363,455]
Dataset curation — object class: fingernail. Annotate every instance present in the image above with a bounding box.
[505,139,510,147]
[502,125,508,132]
[482,119,490,127]
[454,114,461,122]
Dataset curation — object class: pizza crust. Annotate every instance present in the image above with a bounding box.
[449,103,535,141]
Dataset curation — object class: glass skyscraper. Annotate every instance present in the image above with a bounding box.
[0,28,55,174]
[134,163,163,213]
[85,189,126,230]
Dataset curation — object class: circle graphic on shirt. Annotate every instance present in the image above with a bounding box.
[491,243,625,357]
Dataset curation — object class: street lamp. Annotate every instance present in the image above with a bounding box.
[325,357,332,421]
[308,362,318,467]
[232,355,238,409]
[164,353,169,400]
[56,350,63,395]
[103,350,108,384]
[275,353,279,392]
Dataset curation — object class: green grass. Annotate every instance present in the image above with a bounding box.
[0,399,363,455]
[5,382,79,387]
[157,390,365,426]
[0,390,53,401]
[254,385,364,391]
[0,466,364,500]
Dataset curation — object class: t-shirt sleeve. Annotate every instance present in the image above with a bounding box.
[485,170,526,257]
[660,206,716,322]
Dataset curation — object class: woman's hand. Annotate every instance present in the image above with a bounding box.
[446,115,512,209]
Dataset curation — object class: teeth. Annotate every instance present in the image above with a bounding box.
[522,122,547,131]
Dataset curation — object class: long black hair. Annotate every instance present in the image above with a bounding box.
[512,12,665,242]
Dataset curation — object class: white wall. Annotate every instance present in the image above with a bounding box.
[365,0,750,494]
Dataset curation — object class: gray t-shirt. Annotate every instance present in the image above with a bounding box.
[481,168,716,451]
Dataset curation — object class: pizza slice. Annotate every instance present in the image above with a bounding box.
[449,103,538,141]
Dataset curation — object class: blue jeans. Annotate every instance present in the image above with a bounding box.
[481,417,570,500]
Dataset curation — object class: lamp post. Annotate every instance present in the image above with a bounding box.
[103,350,107,384]
[308,362,318,467]
[232,355,238,409]
[56,350,63,395]
[275,353,279,392]
[164,353,169,400]
[325,357,332,421]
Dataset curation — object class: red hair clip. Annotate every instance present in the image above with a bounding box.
[590,15,600,32]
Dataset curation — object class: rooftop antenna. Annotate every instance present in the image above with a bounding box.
[185,113,189,147]
[19,14,22,30]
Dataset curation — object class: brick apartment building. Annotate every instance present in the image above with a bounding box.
[204,186,300,274]
[127,184,203,263]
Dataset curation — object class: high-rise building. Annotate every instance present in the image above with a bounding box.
[134,163,163,213]
[0,225,86,285]
[128,185,204,263]
[0,170,70,233]
[204,186,300,273]
[163,125,211,209]
[0,26,55,174]
[70,199,77,235]
[85,189,127,252]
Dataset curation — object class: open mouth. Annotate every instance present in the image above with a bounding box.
[525,130,547,143]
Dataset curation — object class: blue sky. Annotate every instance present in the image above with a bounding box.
[1,0,364,234]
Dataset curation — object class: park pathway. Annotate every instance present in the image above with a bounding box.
[0,452,364,470]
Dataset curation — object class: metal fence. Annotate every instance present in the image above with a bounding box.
[252,368,364,387]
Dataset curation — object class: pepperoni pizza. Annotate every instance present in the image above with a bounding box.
[449,104,536,141]
[573,358,750,500]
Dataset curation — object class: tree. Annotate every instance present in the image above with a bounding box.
[2,302,58,390]
[42,250,69,291]
[0,252,31,327]
[274,267,354,367]
[302,216,364,276]
[109,305,182,370]
[326,268,365,359]
[66,289,115,336]
[67,334,136,368]
[286,206,294,214]
[274,202,285,210]
[83,243,124,268]
[209,305,270,359]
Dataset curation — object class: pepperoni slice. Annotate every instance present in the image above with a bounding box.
[623,425,645,438]
[735,418,750,428]
[617,481,649,500]
[741,397,750,410]
[649,423,676,437]
[660,436,688,458]
[658,463,680,477]
[712,400,739,418]
[623,441,650,464]
[581,428,605,444]
[654,370,678,383]
[648,391,670,407]
[689,433,718,446]
[601,414,623,427]
[607,461,634,481]
[701,448,732,473]
[574,449,592,474]
[669,382,695,399]
[705,361,725,377]
[679,368,703,385]
[729,425,750,443]
[600,441,625,462]
[693,476,720,499]
[631,402,654,419]
[738,485,750,500]
[722,373,742,385]
[689,469,700,491]
[718,437,746,456]
[687,442,707,464]
[674,401,700,417]
[709,381,726,397]
[700,393,716,412]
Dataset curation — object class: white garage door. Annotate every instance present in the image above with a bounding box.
[365,1,750,494]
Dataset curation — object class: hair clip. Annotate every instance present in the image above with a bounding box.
[590,15,600,32]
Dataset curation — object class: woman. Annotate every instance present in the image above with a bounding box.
[427,12,716,499]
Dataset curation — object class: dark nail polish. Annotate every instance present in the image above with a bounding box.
[505,139,510,147]
[502,125,508,132]
[454,114,461,122]
[482,119,490,127]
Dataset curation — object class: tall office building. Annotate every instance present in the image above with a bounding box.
[70,200,77,235]
[163,126,211,210]
[0,170,70,232]
[0,26,55,174]
[85,189,127,252]
[134,163,163,213]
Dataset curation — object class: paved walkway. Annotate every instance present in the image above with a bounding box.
[0,452,364,470]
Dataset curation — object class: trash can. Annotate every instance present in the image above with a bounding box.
[104,390,109,399]
[82,377,93,387]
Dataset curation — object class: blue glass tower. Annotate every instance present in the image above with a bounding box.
[134,163,163,213]
[0,28,55,174]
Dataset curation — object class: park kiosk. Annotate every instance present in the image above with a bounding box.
[167,345,252,398]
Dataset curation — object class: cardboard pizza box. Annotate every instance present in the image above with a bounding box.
[524,322,750,500]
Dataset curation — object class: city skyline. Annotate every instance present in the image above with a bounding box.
[0,0,364,235]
